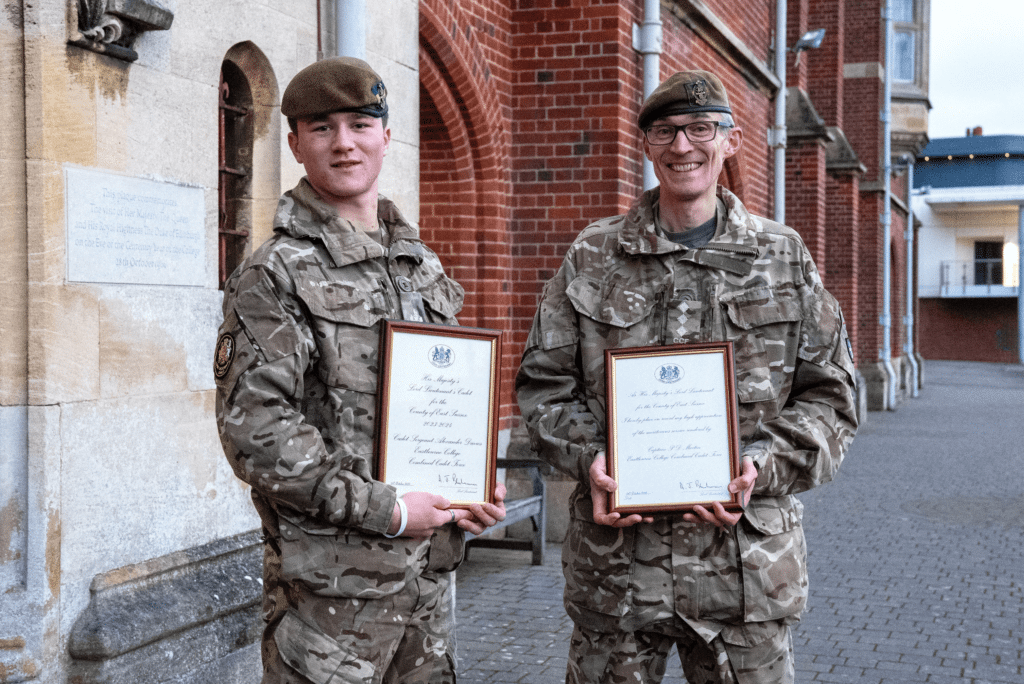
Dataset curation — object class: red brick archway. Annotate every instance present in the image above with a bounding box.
[419,0,515,425]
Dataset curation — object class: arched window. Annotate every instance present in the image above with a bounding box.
[218,61,253,289]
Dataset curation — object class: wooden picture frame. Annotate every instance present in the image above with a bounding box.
[376,321,501,507]
[605,342,742,514]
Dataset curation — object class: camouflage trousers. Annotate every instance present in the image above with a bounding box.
[565,619,793,684]
[262,571,457,684]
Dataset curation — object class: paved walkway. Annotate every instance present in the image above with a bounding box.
[454,361,1024,683]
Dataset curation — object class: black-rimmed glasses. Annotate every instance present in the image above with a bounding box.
[644,121,731,145]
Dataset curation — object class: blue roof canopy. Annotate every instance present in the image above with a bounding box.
[915,135,1024,189]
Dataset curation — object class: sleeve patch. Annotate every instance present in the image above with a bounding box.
[213,332,235,379]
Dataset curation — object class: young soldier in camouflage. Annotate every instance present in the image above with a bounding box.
[515,69,858,684]
[214,57,507,684]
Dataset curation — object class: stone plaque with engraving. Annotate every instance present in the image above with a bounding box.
[65,166,206,287]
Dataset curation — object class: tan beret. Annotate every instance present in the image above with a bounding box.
[638,70,731,129]
[282,56,388,120]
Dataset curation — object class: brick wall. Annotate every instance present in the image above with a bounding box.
[417,0,908,425]
[856,191,885,363]
[808,0,844,128]
[701,0,773,66]
[919,298,1019,363]
[839,0,911,371]
[786,0,811,91]
[785,141,828,272]
[842,0,883,184]
[890,172,910,358]
[825,173,861,363]
[844,0,884,65]
[419,0,517,425]
[508,0,643,368]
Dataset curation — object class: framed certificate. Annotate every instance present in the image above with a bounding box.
[605,342,742,514]
[376,321,501,507]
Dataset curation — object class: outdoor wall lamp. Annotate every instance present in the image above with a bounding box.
[791,28,826,64]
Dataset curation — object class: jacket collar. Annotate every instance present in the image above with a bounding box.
[618,185,761,275]
[273,178,423,268]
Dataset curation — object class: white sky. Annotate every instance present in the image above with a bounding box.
[928,0,1024,138]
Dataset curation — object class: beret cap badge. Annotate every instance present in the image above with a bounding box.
[372,81,387,111]
[688,79,709,106]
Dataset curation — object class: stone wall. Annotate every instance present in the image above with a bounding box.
[0,2,420,681]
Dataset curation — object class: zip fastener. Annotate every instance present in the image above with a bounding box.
[696,242,759,257]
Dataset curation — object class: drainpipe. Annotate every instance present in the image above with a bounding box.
[880,4,897,409]
[336,0,366,59]
[1019,205,1024,364]
[636,0,663,190]
[903,155,919,398]
[316,0,323,60]
[772,0,787,223]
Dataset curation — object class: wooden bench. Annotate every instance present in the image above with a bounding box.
[464,458,547,565]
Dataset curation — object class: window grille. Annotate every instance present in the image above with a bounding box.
[218,64,252,289]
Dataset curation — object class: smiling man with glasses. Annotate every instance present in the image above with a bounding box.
[516,69,858,684]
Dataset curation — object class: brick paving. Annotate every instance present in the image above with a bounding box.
[454,361,1024,683]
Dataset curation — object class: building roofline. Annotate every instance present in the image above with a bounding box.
[920,135,1024,158]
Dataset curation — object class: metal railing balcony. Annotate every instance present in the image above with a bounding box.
[940,259,1019,297]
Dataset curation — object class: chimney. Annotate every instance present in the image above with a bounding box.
[972,126,983,137]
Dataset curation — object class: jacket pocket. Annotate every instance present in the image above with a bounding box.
[277,515,429,598]
[274,611,376,684]
[738,496,807,623]
[721,286,803,403]
[295,279,383,392]
[299,279,383,328]
[565,274,663,366]
[566,274,658,329]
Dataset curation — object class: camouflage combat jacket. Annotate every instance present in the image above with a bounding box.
[515,186,858,639]
[215,179,466,600]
